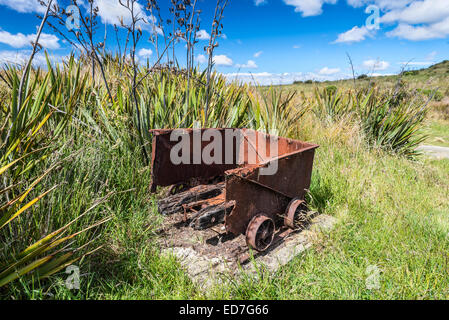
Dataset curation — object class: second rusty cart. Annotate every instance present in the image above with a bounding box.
[150,128,319,252]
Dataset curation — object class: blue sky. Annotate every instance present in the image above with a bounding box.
[0,0,447,84]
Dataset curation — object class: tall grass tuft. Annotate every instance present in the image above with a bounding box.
[313,87,354,123]
[358,89,428,158]
[0,55,107,289]
[312,84,428,157]
[249,87,309,137]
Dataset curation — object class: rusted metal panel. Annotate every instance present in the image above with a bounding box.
[224,173,290,235]
[228,146,317,199]
[150,129,240,192]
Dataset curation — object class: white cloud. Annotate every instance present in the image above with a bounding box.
[236,60,258,69]
[0,50,38,65]
[254,0,268,5]
[96,0,158,32]
[96,0,136,25]
[225,72,281,85]
[281,0,413,18]
[426,51,437,61]
[213,54,233,66]
[0,0,50,13]
[387,24,434,41]
[283,0,337,17]
[399,61,433,67]
[196,30,210,40]
[370,72,395,77]
[319,67,341,75]
[281,0,449,42]
[363,59,390,70]
[0,50,66,67]
[197,54,207,64]
[0,30,60,49]
[254,51,263,58]
[334,26,372,43]
[138,48,152,58]
[226,72,272,78]
[347,0,449,41]
[202,55,253,70]
[0,0,161,35]
[387,17,449,41]
[225,70,349,85]
[293,44,301,49]
[380,0,449,25]
[343,0,449,41]
[346,0,414,10]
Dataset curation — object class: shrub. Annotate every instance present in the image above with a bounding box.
[433,91,444,102]
[358,89,428,158]
[314,84,429,157]
[0,55,105,289]
[313,87,353,122]
[249,87,309,138]
[417,89,444,102]
[402,70,419,76]
[325,85,338,96]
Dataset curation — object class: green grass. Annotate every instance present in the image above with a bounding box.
[423,119,449,147]
[224,149,449,299]
[2,130,201,300]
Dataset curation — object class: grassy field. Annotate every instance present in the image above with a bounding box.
[284,60,449,94]
[9,114,449,300]
[424,119,449,147]
[1,56,449,300]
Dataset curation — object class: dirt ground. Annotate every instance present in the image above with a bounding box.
[158,210,336,278]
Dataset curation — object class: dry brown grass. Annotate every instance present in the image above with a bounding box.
[429,97,449,120]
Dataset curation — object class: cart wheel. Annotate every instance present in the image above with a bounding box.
[284,198,307,229]
[246,214,275,252]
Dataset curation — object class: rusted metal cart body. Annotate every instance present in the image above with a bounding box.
[150,128,319,251]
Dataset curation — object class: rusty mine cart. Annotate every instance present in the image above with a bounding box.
[150,128,319,252]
